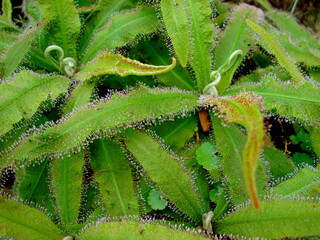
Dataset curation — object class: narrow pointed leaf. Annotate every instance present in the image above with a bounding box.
[161,0,189,67]
[63,83,95,114]
[203,92,265,209]
[214,4,262,95]
[226,76,320,125]
[77,221,208,239]
[185,0,214,91]
[272,167,320,197]
[52,152,84,225]
[1,0,12,21]
[81,5,158,64]
[75,52,176,82]
[215,200,320,238]
[247,20,305,84]
[37,0,80,59]
[0,24,44,77]
[211,117,268,207]
[124,129,204,223]
[0,70,69,136]
[90,138,139,218]
[214,4,262,69]
[1,87,198,164]
[78,0,139,55]
[0,196,67,240]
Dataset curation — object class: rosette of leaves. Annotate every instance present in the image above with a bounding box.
[1,0,320,239]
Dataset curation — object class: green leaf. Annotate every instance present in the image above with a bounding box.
[1,87,198,164]
[148,189,167,210]
[0,24,44,77]
[255,0,273,11]
[263,143,295,181]
[75,52,176,82]
[215,200,320,238]
[77,221,208,239]
[37,0,80,59]
[63,83,95,114]
[211,117,268,208]
[0,196,67,240]
[209,184,229,220]
[204,92,266,209]
[226,76,320,125]
[81,5,158,64]
[151,115,198,150]
[272,167,320,197]
[292,152,314,166]
[15,158,55,215]
[213,4,262,95]
[246,20,305,84]
[311,127,320,159]
[1,0,12,21]
[185,0,214,91]
[78,0,139,55]
[196,142,220,170]
[124,129,204,223]
[161,0,189,67]
[90,138,139,218]
[0,70,69,136]
[51,152,84,225]
[129,38,196,91]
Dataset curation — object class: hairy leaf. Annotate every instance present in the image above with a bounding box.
[130,38,196,91]
[76,52,176,82]
[161,0,189,67]
[1,0,12,21]
[81,5,158,64]
[185,0,214,91]
[51,152,84,224]
[226,76,320,125]
[90,138,139,218]
[37,0,80,59]
[215,200,320,238]
[0,196,67,239]
[124,129,204,223]
[0,71,69,136]
[77,221,208,239]
[63,83,95,114]
[1,87,198,164]
[247,20,305,84]
[272,167,320,197]
[151,115,198,150]
[204,92,266,208]
[214,4,261,69]
[263,143,295,181]
[0,24,43,77]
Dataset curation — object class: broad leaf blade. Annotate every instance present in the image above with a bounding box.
[1,0,12,21]
[0,196,67,240]
[37,0,80,59]
[185,0,214,91]
[247,20,305,84]
[51,152,84,225]
[77,221,208,239]
[0,70,69,136]
[161,0,189,67]
[124,129,204,223]
[75,52,176,82]
[203,92,266,209]
[215,200,320,238]
[226,76,320,125]
[90,138,139,218]
[81,5,158,64]
[214,4,262,94]
[1,87,198,164]
[0,24,44,77]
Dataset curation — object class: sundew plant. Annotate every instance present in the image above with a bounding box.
[0,0,320,239]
